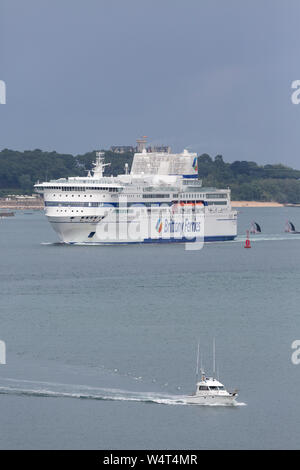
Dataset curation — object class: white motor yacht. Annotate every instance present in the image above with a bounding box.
[185,340,238,405]
[185,372,238,405]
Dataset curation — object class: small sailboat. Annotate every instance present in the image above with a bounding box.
[285,220,300,234]
[185,340,238,405]
[250,221,261,234]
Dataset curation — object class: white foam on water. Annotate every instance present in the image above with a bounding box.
[40,242,64,246]
[238,233,300,241]
[39,234,300,251]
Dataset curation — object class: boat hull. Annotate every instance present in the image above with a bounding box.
[48,211,237,245]
[184,394,238,405]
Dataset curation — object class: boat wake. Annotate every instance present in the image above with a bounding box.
[41,234,300,247]
[0,378,246,407]
[235,234,300,243]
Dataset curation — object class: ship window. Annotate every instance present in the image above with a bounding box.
[206,193,227,199]
[199,386,209,391]
[218,386,224,390]
[207,201,227,205]
[88,232,96,238]
[209,386,218,390]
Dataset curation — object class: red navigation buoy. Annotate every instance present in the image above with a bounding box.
[244,230,251,248]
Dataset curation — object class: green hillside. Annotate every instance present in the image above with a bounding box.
[1,148,300,203]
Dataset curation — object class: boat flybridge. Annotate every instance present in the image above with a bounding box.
[185,341,238,405]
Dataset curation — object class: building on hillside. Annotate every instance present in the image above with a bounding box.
[110,146,135,154]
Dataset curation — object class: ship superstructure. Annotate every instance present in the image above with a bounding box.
[35,142,237,245]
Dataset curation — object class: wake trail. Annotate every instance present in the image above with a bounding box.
[231,235,300,243]
[41,235,300,246]
[0,378,245,407]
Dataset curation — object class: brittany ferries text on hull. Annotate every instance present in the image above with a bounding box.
[35,139,237,245]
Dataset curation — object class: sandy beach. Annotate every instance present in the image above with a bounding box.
[0,199,285,210]
[0,199,43,210]
[231,201,283,207]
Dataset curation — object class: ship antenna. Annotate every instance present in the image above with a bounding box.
[200,350,205,381]
[196,342,200,381]
[213,337,216,379]
[200,349,203,375]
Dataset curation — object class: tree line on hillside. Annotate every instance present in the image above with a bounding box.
[0,149,133,197]
[198,154,300,203]
[0,148,300,203]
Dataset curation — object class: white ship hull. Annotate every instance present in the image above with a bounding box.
[184,394,238,405]
[48,211,237,245]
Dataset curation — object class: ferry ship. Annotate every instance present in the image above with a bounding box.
[35,142,237,245]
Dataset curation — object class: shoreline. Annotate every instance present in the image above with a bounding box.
[0,201,286,210]
[231,201,283,207]
[0,200,43,210]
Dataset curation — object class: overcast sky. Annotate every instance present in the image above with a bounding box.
[1,0,300,166]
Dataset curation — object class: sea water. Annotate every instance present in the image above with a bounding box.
[0,208,300,449]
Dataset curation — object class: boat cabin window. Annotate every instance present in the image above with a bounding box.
[218,386,224,390]
[209,386,219,390]
[199,386,209,391]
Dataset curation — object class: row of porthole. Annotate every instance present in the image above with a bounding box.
[56,209,84,213]
[51,193,173,199]
[51,193,209,200]
[52,194,106,198]
[51,194,143,200]
[55,209,104,214]
[54,210,101,221]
